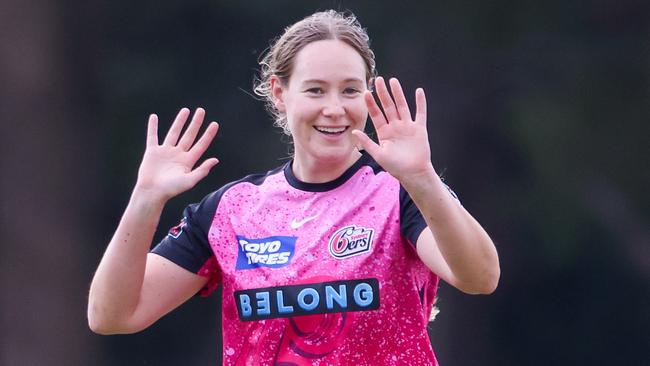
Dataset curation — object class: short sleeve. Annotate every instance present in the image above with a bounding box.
[399,183,461,247]
[150,191,222,296]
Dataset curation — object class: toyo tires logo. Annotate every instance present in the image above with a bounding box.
[328,225,374,259]
[236,235,296,270]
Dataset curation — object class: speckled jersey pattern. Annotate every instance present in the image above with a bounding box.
[152,152,441,365]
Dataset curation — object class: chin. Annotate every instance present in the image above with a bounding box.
[312,144,358,164]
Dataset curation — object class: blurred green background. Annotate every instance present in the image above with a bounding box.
[1,0,648,365]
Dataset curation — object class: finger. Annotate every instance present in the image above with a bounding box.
[163,108,190,146]
[375,76,400,122]
[351,129,381,158]
[415,88,427,125]
[178,107,205,151]
[389,78,412,122]
[364,91,387,131]
[147,114,159,147]
[187,157,219,186]
[187,122,219,162]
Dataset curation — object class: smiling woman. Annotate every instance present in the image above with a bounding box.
[270,39,369,182]
[87,9,499,366]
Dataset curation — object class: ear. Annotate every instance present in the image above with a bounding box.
[270,76,286,112]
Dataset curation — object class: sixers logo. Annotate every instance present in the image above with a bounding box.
[328,225,374,259]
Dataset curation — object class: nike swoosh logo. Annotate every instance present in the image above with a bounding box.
[290,215,318,229]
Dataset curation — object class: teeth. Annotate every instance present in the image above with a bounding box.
[315,126,347,133]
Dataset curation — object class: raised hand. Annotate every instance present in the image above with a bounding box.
[135,107,219,202]
[352,76,434,181]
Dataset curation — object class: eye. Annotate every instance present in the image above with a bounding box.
[305,87,324,95]
[343,87,361,95]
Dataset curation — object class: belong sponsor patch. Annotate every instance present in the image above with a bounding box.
[236,235,296,270]
[235,278,380,321]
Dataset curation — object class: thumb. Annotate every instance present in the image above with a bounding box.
[187,157,219,185]
[351,129,381,158]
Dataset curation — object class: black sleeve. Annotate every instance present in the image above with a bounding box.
[399,186,428,247]
[399,183,462,247]
[150,191,220,274]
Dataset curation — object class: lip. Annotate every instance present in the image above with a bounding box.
[313,126,349,140]
[313,125,349,132]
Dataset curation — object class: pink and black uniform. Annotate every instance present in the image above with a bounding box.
[152,151,454,365]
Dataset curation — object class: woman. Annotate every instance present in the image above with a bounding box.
[88,10,500,365]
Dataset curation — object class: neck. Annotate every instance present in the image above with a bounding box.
[292,150,362,183]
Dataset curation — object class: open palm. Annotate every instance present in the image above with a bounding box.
[136,108,219,201]
[352,77,433,181]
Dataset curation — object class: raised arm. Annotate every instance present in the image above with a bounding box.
[352,77,500,294]
[88,108,219,334]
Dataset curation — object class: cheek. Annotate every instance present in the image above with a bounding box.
[286,103,320,136]
[347,100,369,124]
[287,99,322,121]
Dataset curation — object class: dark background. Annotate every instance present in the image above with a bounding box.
[1,0,648,365]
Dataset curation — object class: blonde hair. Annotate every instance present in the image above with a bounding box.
[254,10,377,135]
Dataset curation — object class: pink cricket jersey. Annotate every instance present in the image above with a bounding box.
[152,152,451,365]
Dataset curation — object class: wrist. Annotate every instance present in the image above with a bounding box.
[398,165,460,212]
[396,164,439,190]
[130,185,169,211]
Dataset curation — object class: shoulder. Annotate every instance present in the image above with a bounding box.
[229,164,287,188]
[205,163,288,205]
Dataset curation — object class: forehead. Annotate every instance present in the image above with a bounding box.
[290,39,366,83]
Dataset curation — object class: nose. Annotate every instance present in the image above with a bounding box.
[321,95,345,118]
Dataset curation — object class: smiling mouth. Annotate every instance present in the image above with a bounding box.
[314,126,349,135]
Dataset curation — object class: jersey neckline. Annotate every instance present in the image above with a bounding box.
[283,151,374,192]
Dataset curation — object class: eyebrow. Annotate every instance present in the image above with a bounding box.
[301,78,365,84]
